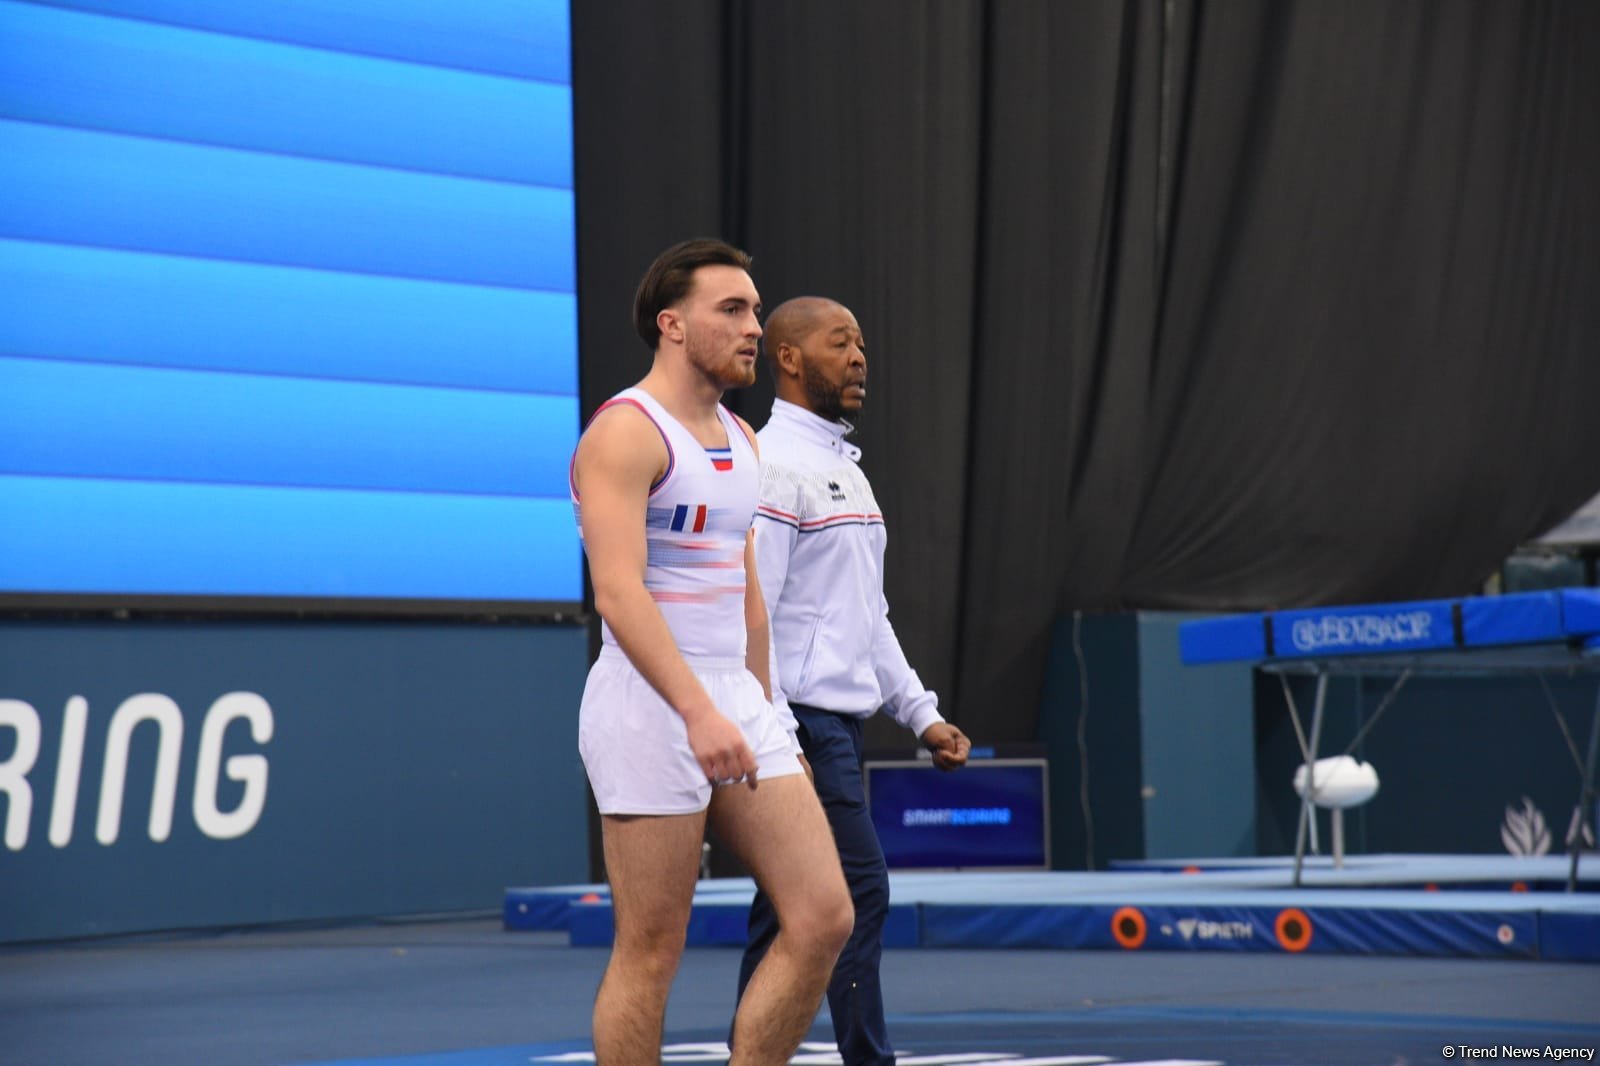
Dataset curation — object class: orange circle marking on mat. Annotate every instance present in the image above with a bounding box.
[1424,883,1439,892]
[1111,906,1147,950]
[578,892,602,903]
[1182,865,1202,874]
[1274,907,1313,952]
[1510,881,1529,893]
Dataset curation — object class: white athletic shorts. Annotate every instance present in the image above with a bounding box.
[578,644,803,815]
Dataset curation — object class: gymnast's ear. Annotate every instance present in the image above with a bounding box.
[657,307,685,345]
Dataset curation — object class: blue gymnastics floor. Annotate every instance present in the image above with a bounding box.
[307,1014,1600,1066]
[6,918,1596,1066]
[506,856,1600,962]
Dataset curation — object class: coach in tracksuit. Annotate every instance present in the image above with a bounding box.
[735,296,972,1066]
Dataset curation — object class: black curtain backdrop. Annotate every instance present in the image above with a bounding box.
[570,0,1600,743]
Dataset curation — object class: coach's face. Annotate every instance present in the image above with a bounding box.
[674,265,763,389]
[795,303,867,422]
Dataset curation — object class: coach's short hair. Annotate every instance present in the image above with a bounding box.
[633,238,754,350]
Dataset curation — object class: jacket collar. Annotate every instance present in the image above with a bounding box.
[768,398,861,461]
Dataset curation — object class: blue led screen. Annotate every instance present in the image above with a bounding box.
[0,0,581,608]
[866,760,1050,870]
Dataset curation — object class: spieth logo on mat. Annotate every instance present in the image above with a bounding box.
[1174,918,1254,942]
[0,692,273,851]
[1290,610,1433,653]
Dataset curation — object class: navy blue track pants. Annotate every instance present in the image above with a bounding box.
[735,704,893,1066]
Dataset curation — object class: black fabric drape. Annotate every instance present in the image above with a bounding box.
[572,1,1600,743]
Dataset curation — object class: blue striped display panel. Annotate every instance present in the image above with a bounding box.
[0,476,581,600]
[1,121,575,290]
[0,3,576,184]
[0,3,573,186]
[0,0,581,608]
[0,241,578,393]
[2,357,576,497]
[25,0,571,82]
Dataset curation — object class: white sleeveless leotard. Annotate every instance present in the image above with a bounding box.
[570,387,799,814]
[573,387,757,660]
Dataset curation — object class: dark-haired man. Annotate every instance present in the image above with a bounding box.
[571,244,852,1065]
[736,296,971,1066]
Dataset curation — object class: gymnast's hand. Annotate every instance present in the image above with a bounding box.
[921,722,971,771]
[687,708,760,789]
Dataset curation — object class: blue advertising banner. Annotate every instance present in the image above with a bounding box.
[0,620,590,942]
[1180,590,1600,665]
[1268,600,1458,660]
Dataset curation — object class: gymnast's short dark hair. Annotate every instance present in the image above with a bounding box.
[633,238,754,350]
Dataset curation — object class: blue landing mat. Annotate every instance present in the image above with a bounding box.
[505,859,1600,961]
[1109,853,1598,891]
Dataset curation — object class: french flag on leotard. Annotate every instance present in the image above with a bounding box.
[670,503,709,532]
[707,447,733,471]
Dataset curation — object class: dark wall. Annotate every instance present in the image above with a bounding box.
[571,1,1600,744]
[1038,613,1257,870]
[1038,614,1144,870]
